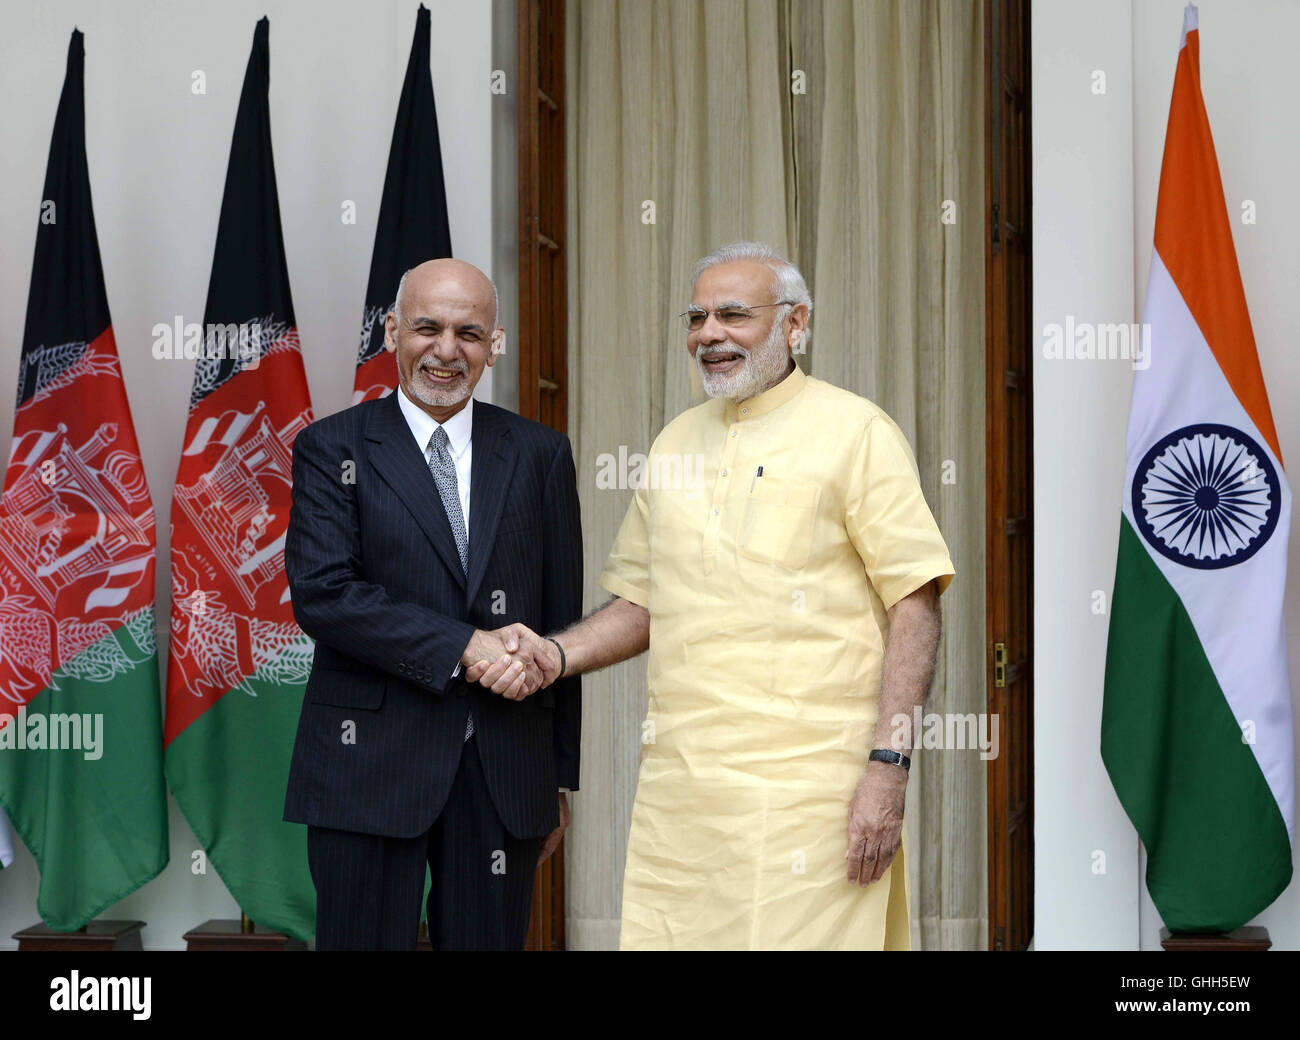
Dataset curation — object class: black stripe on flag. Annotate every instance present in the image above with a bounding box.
[17,29,110,410]
[356,2,452,369]
[194,16,295,409]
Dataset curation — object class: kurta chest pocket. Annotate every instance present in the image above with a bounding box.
[737,476,821,569]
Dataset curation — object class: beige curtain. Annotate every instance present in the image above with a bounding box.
[565,0,986,950]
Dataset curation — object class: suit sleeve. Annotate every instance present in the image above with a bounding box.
[285,422,476,694]
[543,436,584,790]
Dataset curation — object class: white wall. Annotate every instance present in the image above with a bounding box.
[0,0,495,949]
[1033,0,1300,950]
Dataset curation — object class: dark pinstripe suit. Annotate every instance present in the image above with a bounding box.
[282,390,582,949]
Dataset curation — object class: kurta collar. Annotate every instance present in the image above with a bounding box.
[724,362,807,422]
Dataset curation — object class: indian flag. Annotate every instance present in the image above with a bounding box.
[1102,5,1293,933]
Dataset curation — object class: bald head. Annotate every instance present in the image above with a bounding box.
[384,257,505,422]
[394,258,498,330]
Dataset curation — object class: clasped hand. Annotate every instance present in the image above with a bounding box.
[459,624,561,700]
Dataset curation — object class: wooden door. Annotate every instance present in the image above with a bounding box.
[984,0,1034,951]
[518,0,568,950]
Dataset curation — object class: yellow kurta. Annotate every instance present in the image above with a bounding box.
[600,364,955,950]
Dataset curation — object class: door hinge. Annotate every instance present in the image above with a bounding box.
[994,642,1006,688]
[991,201,1001,245]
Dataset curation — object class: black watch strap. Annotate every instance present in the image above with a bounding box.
[869,748,911,771]
[545,636,567,679]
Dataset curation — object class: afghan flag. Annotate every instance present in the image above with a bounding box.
[353,2,452,403]
[1102,5,1293,933]
[164,17,316,940]
[0,30,167,928]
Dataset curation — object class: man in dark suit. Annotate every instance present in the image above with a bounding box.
[283,258,581,950]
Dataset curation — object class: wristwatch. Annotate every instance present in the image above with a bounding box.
[868,748,911,771]
[545,636,567,678]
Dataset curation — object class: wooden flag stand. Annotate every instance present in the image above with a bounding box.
[183,912,306,951]
[13,920,144,951]
[1160,926,1271,951]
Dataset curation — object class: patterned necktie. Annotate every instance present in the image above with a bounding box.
[425,426,473,740]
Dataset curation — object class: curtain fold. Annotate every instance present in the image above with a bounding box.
[565,0,986,950]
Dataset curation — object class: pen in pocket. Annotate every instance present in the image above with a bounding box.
[750,465,763,492]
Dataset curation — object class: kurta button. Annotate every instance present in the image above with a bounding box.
[729,429,737,437]
[722,468,728,476]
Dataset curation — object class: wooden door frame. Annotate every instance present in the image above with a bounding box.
[517,0,568,950]
[984,0,1034,951]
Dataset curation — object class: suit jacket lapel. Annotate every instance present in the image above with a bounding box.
[364,392,466,589]
[465,404,515,606]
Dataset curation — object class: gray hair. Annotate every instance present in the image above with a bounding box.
[690,241,813,340]
[392,266,499,329]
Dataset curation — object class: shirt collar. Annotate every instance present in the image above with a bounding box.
[723,362,807,422]
[396,384,474,457]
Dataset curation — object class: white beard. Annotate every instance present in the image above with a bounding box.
[406,352,470,408]
[696,315,791,401]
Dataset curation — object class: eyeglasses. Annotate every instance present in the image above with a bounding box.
[678,301,795,332]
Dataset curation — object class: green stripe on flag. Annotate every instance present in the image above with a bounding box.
[165,661,315,940]
[0,616,167,930]
[1102,516,1292,931]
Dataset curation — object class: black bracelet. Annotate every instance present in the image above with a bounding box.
[545,637,567,678]
[868,748,911,771]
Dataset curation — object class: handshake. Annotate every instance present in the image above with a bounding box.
[458,624,564,701]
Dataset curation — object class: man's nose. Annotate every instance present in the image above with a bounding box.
[697,312,727,344]
[431,330,460,360]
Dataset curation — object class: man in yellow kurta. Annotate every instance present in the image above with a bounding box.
[467,242,954,949]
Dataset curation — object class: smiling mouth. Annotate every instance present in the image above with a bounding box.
[700,351,745,371]
[419,361,464,381]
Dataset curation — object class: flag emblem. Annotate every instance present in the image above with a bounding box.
[1132,423,1279,569]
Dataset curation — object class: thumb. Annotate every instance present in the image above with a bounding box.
[503,626,519,653]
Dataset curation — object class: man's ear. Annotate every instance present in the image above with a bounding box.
[384,311,398,353]
[486,327,506,367]
[786,304,810,351]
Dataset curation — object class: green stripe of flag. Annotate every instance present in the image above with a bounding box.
[1102,516,1291,931]
[0,614,167,930]
[165,657,314,940]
